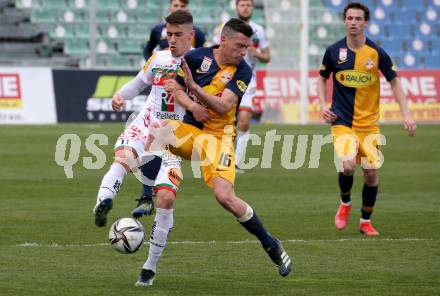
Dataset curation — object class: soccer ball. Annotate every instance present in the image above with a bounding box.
[109,218,145,254]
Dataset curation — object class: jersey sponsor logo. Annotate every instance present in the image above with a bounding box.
[339,48,347,61]
[154,69,163,84]
[0,73,22,109]
[220,71,232,84]
[168,168,182,187]
[161,91,174,112]
[336,70,377,88]
[236,80,248,92]
[198,56,213,73]
[337,59,348,65]
[156,111,180,120]
[365,59,375,70]
[152,68,178,85]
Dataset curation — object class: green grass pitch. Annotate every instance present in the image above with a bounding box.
[0,124,439,295]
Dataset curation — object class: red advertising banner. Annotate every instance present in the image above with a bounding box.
[253,70,440,123]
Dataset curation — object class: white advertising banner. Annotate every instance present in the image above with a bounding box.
[0,67,57,124]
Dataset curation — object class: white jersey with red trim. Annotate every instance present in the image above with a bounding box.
[115,49,186,160]
[139,49,186,121]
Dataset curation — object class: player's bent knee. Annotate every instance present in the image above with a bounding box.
[342,161,356,175]
[114,149,139,171]
[156,189,176,209]
[363,169,378,185]
[237,121,250,132]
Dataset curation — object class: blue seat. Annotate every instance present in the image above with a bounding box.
[386,24,415,37]
[419,6,440,24]
[371,6,393,23]
[368,22,387,39]
[379,1,399,11]
[425,52,440,69]
[401,51,423,68]
[322,0,343,11]
[401,0,428,8]
[430,39,440,53]
[380,37,406,54]
[394,8,418,25]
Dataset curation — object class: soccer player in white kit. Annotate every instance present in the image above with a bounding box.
[92,10,210,285]
[213,0,271,171]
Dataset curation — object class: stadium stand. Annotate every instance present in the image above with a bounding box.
[0,0,438,69]
[321,0,439,69]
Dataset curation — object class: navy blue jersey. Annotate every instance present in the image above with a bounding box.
[143,23,206,60]
[320,37,397,129]
[176,46,252,133]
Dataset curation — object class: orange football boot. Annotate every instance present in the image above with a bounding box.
[359,220,379,236]
[335,203,352,230]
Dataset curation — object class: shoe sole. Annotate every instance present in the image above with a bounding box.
[279,264,292,277]
[94,199,113,227]
[360,230,379,236]
[335,220,348,230]
[134,279,154,286]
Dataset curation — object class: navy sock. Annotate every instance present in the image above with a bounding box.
[239,211,277,250]
[361,184,378,220]
[139,155,162,201]
[338,172,353,203]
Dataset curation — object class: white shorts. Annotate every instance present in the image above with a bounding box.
[239,80,256,112]
[114,107,159,158]
[153,149,182,195]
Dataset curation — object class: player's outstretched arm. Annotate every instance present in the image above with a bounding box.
[113,74,149,111]
[317,76,337,122]
[181,59,236,115]
[389,77,417,136]
[112,93,125,112]
[172,80,210,122]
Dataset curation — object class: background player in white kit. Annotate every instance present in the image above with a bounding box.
[91,10,209,285]
[213,0,271,171]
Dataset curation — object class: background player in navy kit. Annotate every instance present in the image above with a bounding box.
[317,2,416,235]
[143,0,206,60]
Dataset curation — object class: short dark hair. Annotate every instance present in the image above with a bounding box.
[236,0,253,5]
[221,18,253,38]
[343,2,370,21]
[165,10,193,26]
[169,0,189,5]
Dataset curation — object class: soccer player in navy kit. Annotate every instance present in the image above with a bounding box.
[140,19,292,281]
[143,0,205,60]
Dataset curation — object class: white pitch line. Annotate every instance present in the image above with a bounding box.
[11,238,435,248]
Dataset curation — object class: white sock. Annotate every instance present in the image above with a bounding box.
[237,203,254,222]
[143,208,174,273]
[96,163,127,205]
[235,129,250,167]
[360,218,371,223]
